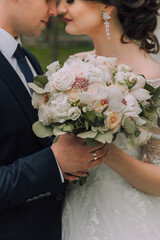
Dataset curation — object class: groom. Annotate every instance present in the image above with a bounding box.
[0,0,106,239]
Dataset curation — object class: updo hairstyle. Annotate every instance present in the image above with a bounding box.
[92,0,160,53]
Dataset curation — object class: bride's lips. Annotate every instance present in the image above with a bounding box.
[64,17,73,23]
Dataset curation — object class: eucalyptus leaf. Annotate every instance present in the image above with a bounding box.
[53,127,66,136]
[34,75,48,88]
[124,117,136,134]
[63,124,74,132]
[84,138,99,147]
[95,131,113,143]
[53,136,60,143]
[28,83,48,94]
[32,121,53,138]
[77,130,97,139]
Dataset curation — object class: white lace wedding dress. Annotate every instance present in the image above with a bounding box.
[62,79,160,240]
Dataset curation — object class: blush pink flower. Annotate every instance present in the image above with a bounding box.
[72,77,89,91]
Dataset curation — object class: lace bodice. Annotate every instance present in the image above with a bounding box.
[144,79,160,166]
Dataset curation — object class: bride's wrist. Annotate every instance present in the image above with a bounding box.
[104,143,116,166]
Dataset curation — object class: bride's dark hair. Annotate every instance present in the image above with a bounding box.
[92,0,160,53]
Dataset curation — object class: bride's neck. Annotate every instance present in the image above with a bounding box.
[93,34,139,64]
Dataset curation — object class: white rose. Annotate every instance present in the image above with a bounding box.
[65,55,83,65]
[44,80,57,95]
[69,63,89,79]
[117,64,132,72]
[38,105,53,126]
[88,66,106,84]
[53,66,75,91]
[68,107,81,121]
[45,61,60,77]
[114,71,129,84]
[96,56,117,69]
[49,93,71,123]
[32,92,48,109]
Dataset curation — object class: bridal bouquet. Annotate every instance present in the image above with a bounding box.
[29,54,160,149]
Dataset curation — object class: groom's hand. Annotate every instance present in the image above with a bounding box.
[51,133,107,181]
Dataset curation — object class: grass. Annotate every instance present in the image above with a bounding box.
[23,43,93,73]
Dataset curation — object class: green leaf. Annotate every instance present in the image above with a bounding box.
[53,127,66,136]
[77,130,97,139]
[63,124,74,132]
[34,75,48,89]
[84,138,99,147]
[32,121,53,138]
[135,129,141,137]
[96,112,104,123]
[85,120,89,130]
[28,82,48,94]
[53,136,60,143]
[86,110,96,123]
[95,131,113,143]
[144,83,154,92]
[124,117,136,134]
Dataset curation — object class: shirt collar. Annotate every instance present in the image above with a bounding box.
[0,28,21,58]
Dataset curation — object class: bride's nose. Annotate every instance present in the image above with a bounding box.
[58,0,67,15]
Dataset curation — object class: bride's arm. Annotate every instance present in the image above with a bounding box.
[104,140,160,196]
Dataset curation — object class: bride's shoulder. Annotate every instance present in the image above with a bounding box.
[140,56,160,80]
[73,50,95,59]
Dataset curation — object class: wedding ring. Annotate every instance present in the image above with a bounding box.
[92,153,98,161]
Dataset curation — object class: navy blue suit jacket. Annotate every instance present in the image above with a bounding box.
[0,49,64,240]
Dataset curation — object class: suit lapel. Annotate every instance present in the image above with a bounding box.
[0,52,51,147]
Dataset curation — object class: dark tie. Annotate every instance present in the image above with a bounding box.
[13,44,34,83]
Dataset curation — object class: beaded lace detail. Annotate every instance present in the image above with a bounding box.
[145,79,160,166]
[62,79,160,240]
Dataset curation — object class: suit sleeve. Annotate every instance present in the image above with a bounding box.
[0,147,64,210]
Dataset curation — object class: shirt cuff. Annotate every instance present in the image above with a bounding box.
[55,157,64,183]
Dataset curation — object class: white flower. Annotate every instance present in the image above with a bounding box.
[47,93,71,123]
[78,85,108,105]
[131,75,146,90]
[95,56,117,68]
[86,66,105,84]
[108,99,126,112]
[117,64,132,72]
[123,93,142,118]
[45,61,60,78]
[106,85,124,102]
[52,66,75,91]
[44,80,57,95]
[68,107,81,121]
[131,127,152,145]
[32,92,48,109]
[131,88,151,101]
[38,105,53,126]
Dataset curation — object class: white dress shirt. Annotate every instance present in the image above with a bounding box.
[0,28,64,183]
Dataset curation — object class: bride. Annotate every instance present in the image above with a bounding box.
[58,0,160,239]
